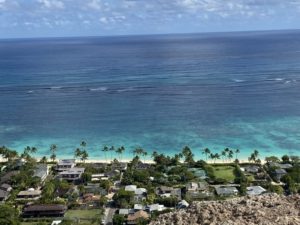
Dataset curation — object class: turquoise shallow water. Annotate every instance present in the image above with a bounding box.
[0,31,300,160]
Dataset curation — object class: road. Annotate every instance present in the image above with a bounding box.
[103,207,116,225]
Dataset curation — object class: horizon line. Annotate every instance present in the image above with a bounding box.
[1,28,300,41]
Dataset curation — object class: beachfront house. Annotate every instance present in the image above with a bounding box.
[22,204,67,218]
[242,165,260,174]
[215,186,238,197]
[56,159,76,172]
[246,186,267,196]
[34,164,49,183]
[127,210,149,225]
[17,189,42,201]
[156,186,182,200]
[58,167,85,182]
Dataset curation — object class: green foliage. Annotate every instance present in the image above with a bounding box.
[155,196,178,207]
[265,156,280,163]
[113,189,134,208]
[268,185,284,195]
[282,155,290,163]
[0,204,20,225]
[81,172,92,184]
[182,146,194,164]
[113,214,125,225]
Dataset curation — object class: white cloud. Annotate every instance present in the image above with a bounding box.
[38,0,64,9]
[87,0,102,10]
[99,17,108,24]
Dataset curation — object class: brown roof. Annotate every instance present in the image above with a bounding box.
[127,210,149,221]
[24,204,67,212]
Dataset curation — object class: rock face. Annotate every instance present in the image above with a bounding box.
[150,194,300,225]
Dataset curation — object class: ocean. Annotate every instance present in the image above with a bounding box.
[1,30,300,160]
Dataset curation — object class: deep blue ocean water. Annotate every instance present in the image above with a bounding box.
[1,30,300,160]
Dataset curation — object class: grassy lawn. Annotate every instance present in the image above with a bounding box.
[212,165,236,182]
[65,209,102,224]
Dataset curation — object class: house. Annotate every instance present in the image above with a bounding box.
[0,183,12,192]
[125,185,147,201]
[177,200,189,209]
[0,189,10,202]
[135,162,151,170]
[119,208,130,216]
[246,186,267,196]
[34,164,49,183]
[91,173,106,182]
[215,186,238,197]
[185,182,210,199]
[273,169,287,181]
[146,204,165,213]
[85,183,107,195]
[242,165,260,174]
[127,210,149,225]
[111,162,128,171]
[134,204,144,211]
[269,162,293,170]
[105,170,120,178]
[0,171,19,184]
[56,159,75,172]
[59,167,85,181]
[156,186,182,199]
[22,204,67,218]
[17,189,42,200]
[51,221,62,225]
[187,168,207,179]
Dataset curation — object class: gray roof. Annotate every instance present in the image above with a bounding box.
[246,186,266,196]
[274,169,287,174]
[59,167,85,175]
[0,189,9,199]
[34,164,48,179]
[215,186,238,196]
[0,183,12,191]
[119,209,130,215]
[58,159,75,166]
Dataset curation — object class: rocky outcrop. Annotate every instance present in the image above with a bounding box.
[150,194,300,225]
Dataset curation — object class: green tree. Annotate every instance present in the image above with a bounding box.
[113,214,125,225]
[81,150,89,163]
[116,146,125,162]
[282,155,290,163]
[102,145,109,163]
[182,146,194,164]
[265,156,280,163]
[235,149,240,160]
[0,204,20,225]
[228,150,234,162]
[50,144,57,162]
[202,148,211,162]
[40,156,48,163]
[109,145,115,162]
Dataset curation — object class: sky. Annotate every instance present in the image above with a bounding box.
[0,0,300,38]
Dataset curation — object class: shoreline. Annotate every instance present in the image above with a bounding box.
[0,156,266,165]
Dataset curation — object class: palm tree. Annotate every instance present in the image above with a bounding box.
[50,144,57,162]
[221,150,226,162]
[102,145,109,163]
[116,146,125,162]
[81,150,89,163]
[214,153,220,164]
[109,146,115,162]
[74,148,82,161]
[253,150,259,159]
[134,147,144,158]
[142,150,148,164]
[209,153,215,163]
[235,149,240,160]
[202,148,211,162]
[228,150,234,162]
[40,156,48,163]
[151,151,158,160]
